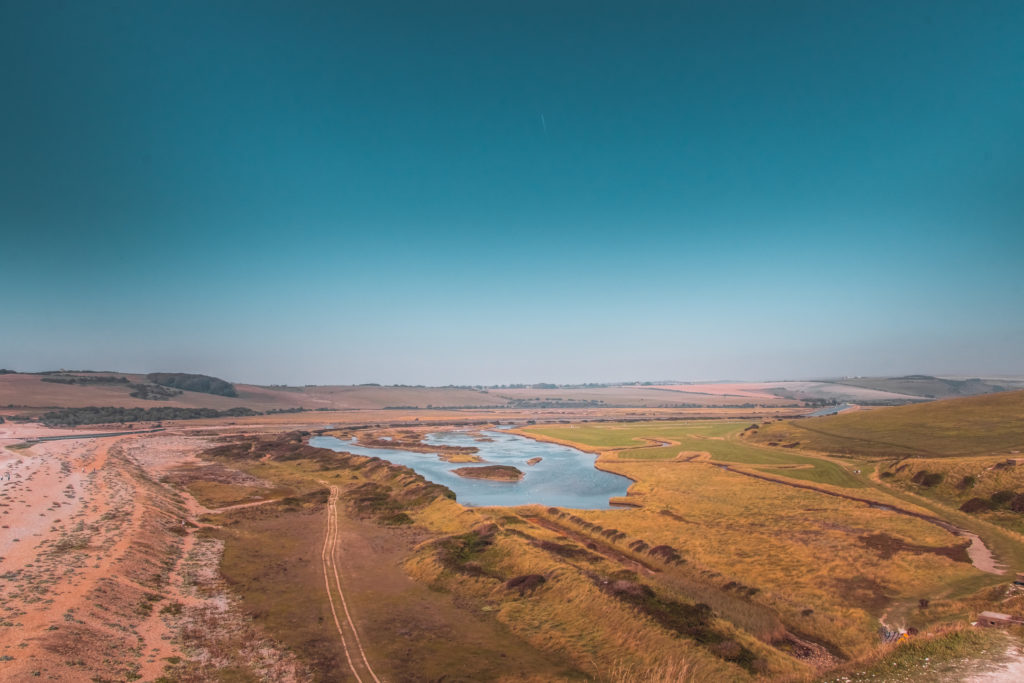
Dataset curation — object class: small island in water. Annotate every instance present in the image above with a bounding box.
[526,457,543,466]
[451,465,524,481]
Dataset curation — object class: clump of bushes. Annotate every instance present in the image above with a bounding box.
[41,406,258,426]
[990,490,1016,507]
[648,545,684,564]
[505,574,546,596]
[147,372,238,397]
[958,490,1024,514]
[437,526,496,575]
[41,375,129,385]
[911,471,944,488]
[960,498,992,513]
[602,579,763,672]
[957,475,976,490]
[381,512,413,526]
[129,383,183,400]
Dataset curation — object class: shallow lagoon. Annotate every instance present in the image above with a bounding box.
[309,430,632,509]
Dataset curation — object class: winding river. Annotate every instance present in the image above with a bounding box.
[309,430,632,509]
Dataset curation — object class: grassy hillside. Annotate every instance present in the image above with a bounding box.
[877,455,1024,535]
[748,391,1024,459]
[514,421,1001,665]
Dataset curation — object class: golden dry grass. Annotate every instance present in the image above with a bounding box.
[515,420,1010,659]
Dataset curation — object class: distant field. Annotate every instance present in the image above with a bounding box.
[494,386,795,407]
[748,390,1024,459]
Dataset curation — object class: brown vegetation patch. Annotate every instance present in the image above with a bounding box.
[600,578,765,673]
[505,574,547,596]
[858,532,971,564]
[537,539,603,561]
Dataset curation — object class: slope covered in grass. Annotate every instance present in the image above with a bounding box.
[749,391,1024,459]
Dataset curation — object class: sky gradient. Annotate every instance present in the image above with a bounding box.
[2,1,1023,385]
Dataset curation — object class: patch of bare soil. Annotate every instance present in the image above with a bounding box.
[161,460,270,489]
[778,630,839,671]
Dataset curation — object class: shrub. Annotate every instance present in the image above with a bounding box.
[1010,494,1024,513]
[382,512,413,526]
[957,475,976,490]
[505,574,546,596]
[920,473,944,488]
[960,498,992,513]
[990,490,1016,507]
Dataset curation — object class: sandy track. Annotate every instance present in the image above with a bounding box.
[320,481,381,683]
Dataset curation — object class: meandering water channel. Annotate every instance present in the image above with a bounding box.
[309,430,632,509]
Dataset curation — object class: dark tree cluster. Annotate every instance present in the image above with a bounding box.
[41,405,257,426]
[41,375,130,385]
[146,372,238,397]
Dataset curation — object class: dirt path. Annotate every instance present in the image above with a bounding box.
[320,481,380,683]
[207,497,280,513]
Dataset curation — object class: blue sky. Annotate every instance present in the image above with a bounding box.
[2,1,1022,385]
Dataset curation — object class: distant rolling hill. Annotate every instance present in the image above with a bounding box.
[830,375,1024,399]
[0,372,507,413]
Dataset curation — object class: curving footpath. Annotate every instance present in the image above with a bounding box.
[319,482,381,683]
